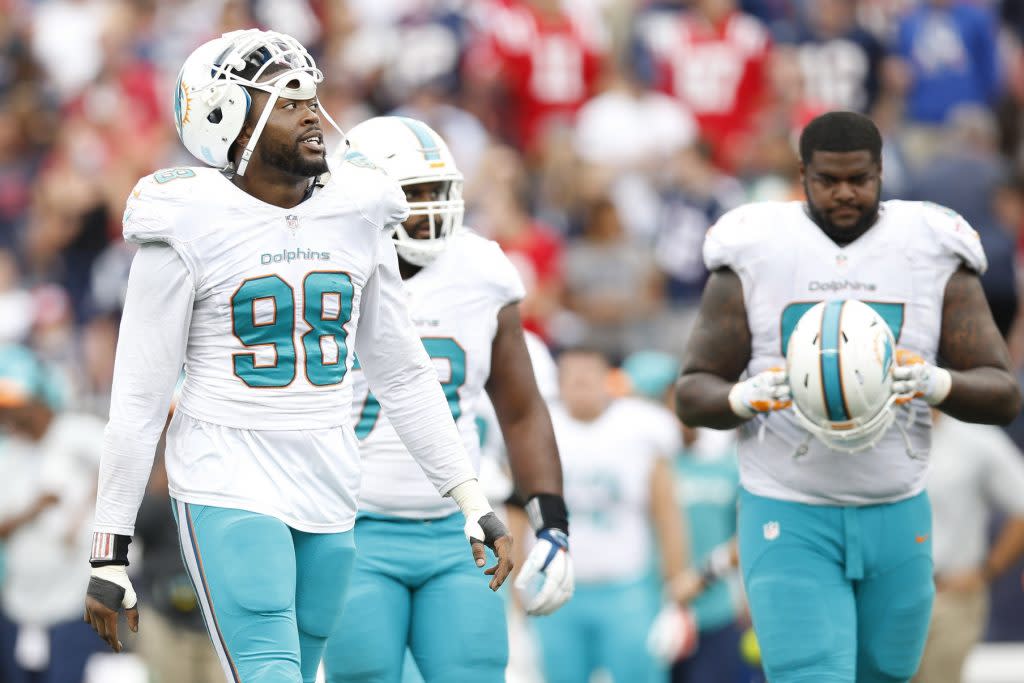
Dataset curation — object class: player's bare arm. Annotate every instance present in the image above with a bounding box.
[676,268,753,429]
[486,303,573,614]
[486,303,562,499]
[935,266,1021,424]
[649,457,689,582]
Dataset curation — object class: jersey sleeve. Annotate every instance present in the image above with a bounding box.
[920,202,988,275]
[354,230,476,495]
[354,167,411,232]
[94,243,195,535]
[122,169,205,280]
[480,236,527,306]
[703,203,767,273]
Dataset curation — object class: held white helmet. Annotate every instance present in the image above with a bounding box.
[344,116,464,266]
[174,29,336,176]
[786,299,898,453]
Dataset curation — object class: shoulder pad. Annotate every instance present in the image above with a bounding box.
[458,230,526,305]
[919,201,987,275]
[329,161,409,232]
[123,167,211,244]
[341,149,379,171]
[703,202,785,271]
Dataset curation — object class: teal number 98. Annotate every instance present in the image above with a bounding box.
[354,337,466,439]
[231,272,354,388]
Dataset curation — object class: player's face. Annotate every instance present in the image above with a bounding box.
[802,150,882,245]
[253,92,328,178]
[558,352,611,420]
[401,181,450,238]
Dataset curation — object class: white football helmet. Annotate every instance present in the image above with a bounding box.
[344,116,464,266]
[174,29,338,176]
[786,299,898,453]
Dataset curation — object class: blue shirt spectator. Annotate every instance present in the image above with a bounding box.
[898,1,1001,124]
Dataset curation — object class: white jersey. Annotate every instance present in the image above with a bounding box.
[704,200,987,505]
[95,160,475,535]
[1,413,104,626]
[551,398,680,583]
[355,230,525,519]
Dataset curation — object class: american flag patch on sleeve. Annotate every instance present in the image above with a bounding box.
[90,532,130,565]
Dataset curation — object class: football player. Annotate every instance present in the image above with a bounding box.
[676,110,1020,682]
[82,30,512,683]
[534,347,687,683]
[321,116,572,683]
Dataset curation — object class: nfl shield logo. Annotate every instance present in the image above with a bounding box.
[836,253,848,268]
[763,521,780,541]
[285,214,300,233]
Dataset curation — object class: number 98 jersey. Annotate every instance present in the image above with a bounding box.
[122,160,408,431]
[352,230,525,519]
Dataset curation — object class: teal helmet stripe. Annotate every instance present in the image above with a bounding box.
[820,300,850,421]
[173,71,185,137]
[397,117,441,161]
[881,332,893,381]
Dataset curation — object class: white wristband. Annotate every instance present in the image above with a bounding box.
[727,383,754,419]
[927,367,953,406]
[448,479,492,522]
[91,565,138,609]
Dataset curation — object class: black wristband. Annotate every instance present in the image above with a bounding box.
[89,532,132,567]
[504,490,528,508]
[525,493,569,535]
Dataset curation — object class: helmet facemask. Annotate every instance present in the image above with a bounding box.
[175,29,346,175]
[394,178,465,267]
[790,393,898,453]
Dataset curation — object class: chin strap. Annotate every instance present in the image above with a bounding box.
[236,85,281,177]
[894,402,927,460]
[234,81,346,177]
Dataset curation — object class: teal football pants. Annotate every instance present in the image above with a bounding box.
[322,512,507,683]
[738,488,934,683]
[532,575,663,683]
[172,500,356,683]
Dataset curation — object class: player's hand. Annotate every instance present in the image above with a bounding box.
[892,349,952,406]
[728,367,791,419]
[84,565,139,652]
[935,569,987,594]
[465,512,514,591]
[667,569,707,604]
[647,603,699,664]
[515,529,574,615]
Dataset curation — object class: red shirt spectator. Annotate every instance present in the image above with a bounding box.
[642,1,770,169]
[466,0,605,153]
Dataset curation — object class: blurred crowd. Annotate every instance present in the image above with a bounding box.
[2,0,1024,681]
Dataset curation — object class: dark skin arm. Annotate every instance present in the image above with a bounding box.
[936,267,1022,424]
[675,268,753,429]
[485,303,563,500]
